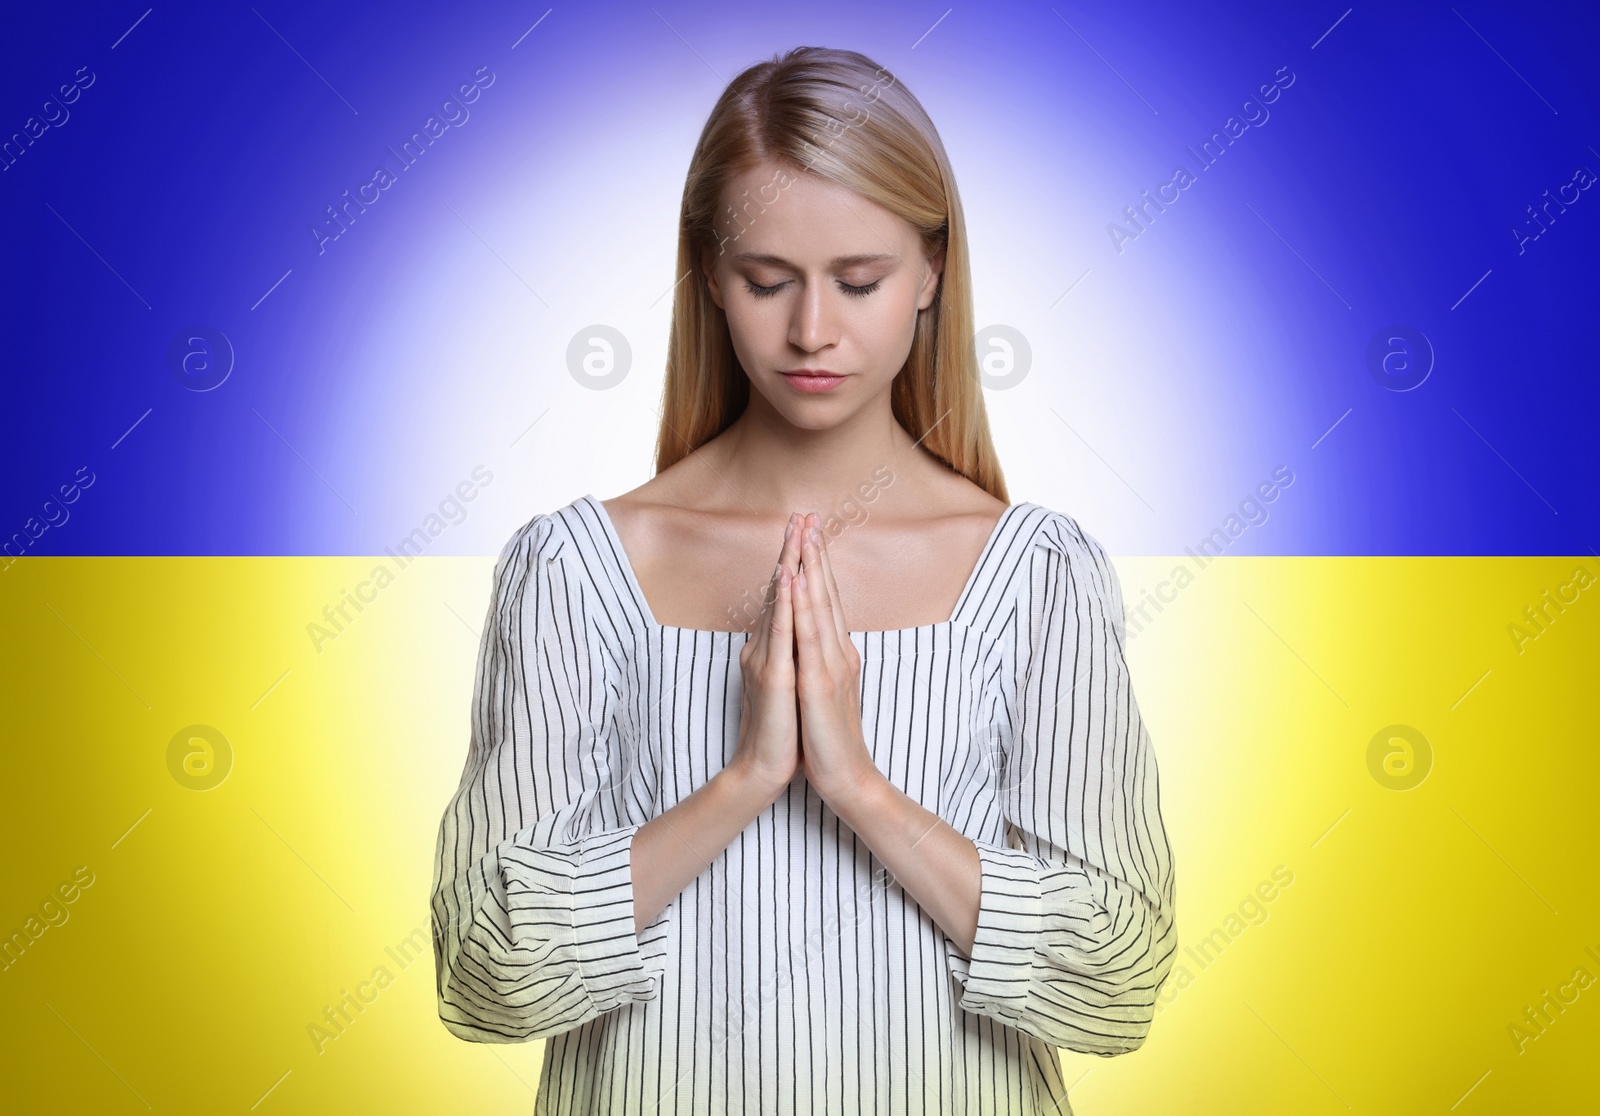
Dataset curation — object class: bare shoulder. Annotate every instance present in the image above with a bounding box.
[834,467,1011,588]
[893,468,1010,540]
[823,469,1014,630]
[596,454,726,565]
[943,475,1010,525]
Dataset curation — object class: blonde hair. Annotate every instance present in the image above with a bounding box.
[653,45,1008,503]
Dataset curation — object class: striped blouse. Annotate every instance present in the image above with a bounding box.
[430,494,1177,1115]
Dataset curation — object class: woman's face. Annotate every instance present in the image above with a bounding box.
[700,161,945,429]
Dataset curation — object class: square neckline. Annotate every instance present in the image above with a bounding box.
[583,493,1021,641]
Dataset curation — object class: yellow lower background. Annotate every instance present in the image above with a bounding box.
[1,555,1595,1114]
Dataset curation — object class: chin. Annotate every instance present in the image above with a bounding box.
[778,403,847,430]
[748,367,885,423]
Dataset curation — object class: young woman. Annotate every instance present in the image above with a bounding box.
[430,46,1176,1115]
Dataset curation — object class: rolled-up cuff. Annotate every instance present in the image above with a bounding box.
[951,841,1044,1021]
[499,825,668,1015]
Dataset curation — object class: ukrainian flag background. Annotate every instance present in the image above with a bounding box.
[2,3,1596,1113]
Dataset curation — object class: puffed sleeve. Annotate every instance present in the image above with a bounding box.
[948,513,1177,1055]
[429,513,671,1043]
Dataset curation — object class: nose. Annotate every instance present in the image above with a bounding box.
[788,276,839,353]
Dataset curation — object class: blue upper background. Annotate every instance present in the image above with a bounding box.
[3,1,1596,557]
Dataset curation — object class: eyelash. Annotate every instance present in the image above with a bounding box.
[743,278,881,300]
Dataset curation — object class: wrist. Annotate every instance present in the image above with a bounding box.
[718,759,791,810]
[820,763,892,822]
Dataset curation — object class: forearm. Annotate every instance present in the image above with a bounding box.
[631,762,787,932]
[827,774,983,957]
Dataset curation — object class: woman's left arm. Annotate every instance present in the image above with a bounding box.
[793,514,1178,1057]
[786,517,985,953]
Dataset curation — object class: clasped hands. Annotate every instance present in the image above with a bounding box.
[731,511,886,811]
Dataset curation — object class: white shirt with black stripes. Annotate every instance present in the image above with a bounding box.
[429,494,1177,1115]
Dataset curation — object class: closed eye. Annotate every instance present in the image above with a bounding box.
[743,278,881,299]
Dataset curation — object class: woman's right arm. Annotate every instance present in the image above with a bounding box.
[630,763,788,931]
[430,512,801,1044]
[631,513,807,930]
[431,515,673,1045]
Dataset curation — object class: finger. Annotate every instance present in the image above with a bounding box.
[779,512,802,579]
[771,513,804,643]
[753,514,799,648]
[800,515,841,671]
[748,558,778,653]
[806,513,844,648]
[791,542,821,676]
[813,514,850,646]
[769,562,795,679]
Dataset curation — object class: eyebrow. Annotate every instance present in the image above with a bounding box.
[729,252,898,269]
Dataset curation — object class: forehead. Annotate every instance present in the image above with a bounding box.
[716,161,914,260]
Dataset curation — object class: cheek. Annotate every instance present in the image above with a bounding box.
[720,303,790,378]
[723,300,780,349]
[867,285,921,343]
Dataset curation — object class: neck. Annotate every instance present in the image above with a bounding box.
[701,389,922,516]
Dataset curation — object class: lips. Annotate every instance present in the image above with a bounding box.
[779,370,847,394]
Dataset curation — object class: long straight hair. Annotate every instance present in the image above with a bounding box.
[653,46,1008,504]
